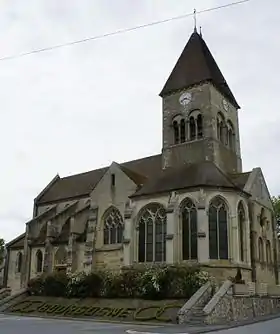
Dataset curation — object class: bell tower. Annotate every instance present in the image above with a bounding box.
[160,30,242,174]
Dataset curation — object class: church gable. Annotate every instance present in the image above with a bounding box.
[244,167,273,210]
[90,162,142,206]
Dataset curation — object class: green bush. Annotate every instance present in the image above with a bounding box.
[27,264,209,300]
[44,272,68,297]
[27,274,46,296]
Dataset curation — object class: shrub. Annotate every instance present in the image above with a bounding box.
[118,269,140,298]
[43,271,68,297]
[27,274,46,296]
[27,264,209,300]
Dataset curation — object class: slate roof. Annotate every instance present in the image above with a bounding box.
[6,233,25,249]
[36,151,251,204]
[159,31,239,109]
[229,172,251,189]
[131,161,251,198]
[37,154,162,204]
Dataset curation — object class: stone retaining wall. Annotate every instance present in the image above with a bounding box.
[203,280,280,324]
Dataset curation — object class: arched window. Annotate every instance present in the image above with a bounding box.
[266,240,272,264]
[224,126,228,145]
[189,116,196,140]
[219,122,224,144]
[36,250,43,272]
[260,209,265,228]
[258,237,264,262]
[180,119,186,143]
[103,207,124,245]
[16,252,22,273]
[181,198,197,260]
[217,113,226,143]
[209,197,228,260]
[217,119,221,140]
[173,121,179,144]
[197,114,203,139]
[227,121,235,150]
[228,128,233,148]
[238,202,246,262]
[138,203,166,262]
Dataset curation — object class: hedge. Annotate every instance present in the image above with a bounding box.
[27,264,209,300]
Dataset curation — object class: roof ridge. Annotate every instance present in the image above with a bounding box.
[61,166,108,180]
[59,153,161,180]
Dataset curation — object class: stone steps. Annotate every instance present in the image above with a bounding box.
[186,297,212,325]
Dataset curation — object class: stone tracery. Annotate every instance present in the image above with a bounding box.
[103,207,124,245]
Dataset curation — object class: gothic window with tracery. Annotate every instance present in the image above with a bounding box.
[209,197,228,260]
[181,198,197,260]
[103,207,124,245]
[238,202,246,262]
[36,250,43,272]
[138,203,166,263]
[16,252,22,273]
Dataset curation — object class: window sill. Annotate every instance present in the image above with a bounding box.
[137,261,166,265]
[96,244,123,252]
[166,138,204,149]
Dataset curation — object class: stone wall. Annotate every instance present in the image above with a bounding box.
[203,280,280,325]
[95,245,123,270]
[6,249,22,293]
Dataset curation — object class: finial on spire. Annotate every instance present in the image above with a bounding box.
[193,9,197,33]
[199,26,202,37]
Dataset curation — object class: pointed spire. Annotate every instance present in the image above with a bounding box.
[159,31,239,109]
[193,9,197,33]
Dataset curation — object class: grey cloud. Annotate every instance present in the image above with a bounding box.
[0,0,278,242]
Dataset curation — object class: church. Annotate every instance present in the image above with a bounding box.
[4,28,279,293]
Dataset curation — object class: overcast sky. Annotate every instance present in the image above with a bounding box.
[0,0,278,242]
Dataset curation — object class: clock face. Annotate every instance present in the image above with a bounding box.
[179,92,192,106]
[222,99,229,111]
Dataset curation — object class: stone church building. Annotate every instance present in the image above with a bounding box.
[4,29,279,293]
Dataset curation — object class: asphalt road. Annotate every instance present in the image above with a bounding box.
[1,314,280,334]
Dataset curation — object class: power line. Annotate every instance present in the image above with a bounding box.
[0,0,251,62]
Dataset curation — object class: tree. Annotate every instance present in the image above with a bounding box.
[271,196,280,236]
